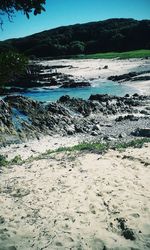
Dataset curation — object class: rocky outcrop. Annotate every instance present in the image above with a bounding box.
[132,128,150,137]
[108,70,150,82]
[4,63,74,91]
[0,94,150,146]
[60,81,91,88]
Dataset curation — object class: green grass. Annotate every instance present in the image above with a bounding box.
[72,49,150,59]
[31,142,108,161]
[114,138,150,150]
[36,138,150,160]
[0,138,150,166]
[0,154,24,167]
[55,141,108,153]
[0,154,8,167]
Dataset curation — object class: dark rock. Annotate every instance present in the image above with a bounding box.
[132,76,150,81]
[132,128,150,137]
[1,93,150,146]
[140,110,149,115]
[124,99,140,106]
[91,131,98,136]
[47,103,71,116]
[122,228,136,241]
[116,217,136,241]
[116,115,139,122]
[59,96,92,116]
[103,65,108,69]
[92,124,101,131]
[60,81,91,88]
[59,95,71,102]
[89,94,114,102]
[108,70,150,83]
[66,126,75,135]
[132,93,139,97]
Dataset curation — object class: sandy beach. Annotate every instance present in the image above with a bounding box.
[0,58,150,250]
[0,143,150,250]
[39,58,150,95]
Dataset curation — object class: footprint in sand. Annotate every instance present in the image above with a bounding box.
[89,204,96,214]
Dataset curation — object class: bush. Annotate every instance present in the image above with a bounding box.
[0,51,28,87]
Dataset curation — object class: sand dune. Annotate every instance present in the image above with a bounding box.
[0,143,150,249]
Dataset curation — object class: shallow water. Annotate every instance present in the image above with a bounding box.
[22,80,138,102]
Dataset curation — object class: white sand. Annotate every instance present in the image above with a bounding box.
[0,143,150,249]
[126,80,150,95]
[0,134,88,161]
[39,58,150,95]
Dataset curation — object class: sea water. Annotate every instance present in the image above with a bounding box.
[22,80,137,102]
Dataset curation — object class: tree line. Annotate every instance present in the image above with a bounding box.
[0,18,150,58]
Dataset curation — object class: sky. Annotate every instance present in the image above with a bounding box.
[0,0,150,41]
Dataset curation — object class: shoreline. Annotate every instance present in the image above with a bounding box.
[0,58,150,249]
[0,58,150,99]
[0,93,150,156]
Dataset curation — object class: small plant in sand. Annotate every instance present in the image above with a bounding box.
[0,154,8,166]
[114,138,150,150]
[11,155,22,164]
[0,154,23,167]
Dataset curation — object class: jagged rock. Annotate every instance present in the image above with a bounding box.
[47,103,71,116]
[0,94,150,146]
[132,93,139,98]
[132,128,150,137]
[140,110,150,115]
[108,70,150,83]
[116,115,139,122]
[125,94,130,98]
[91,131,99,136]
[89,94,114,102]
[92,124,101,131]
[60,81,91,88]
[59,95,71,102]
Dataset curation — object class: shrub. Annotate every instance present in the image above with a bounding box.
[0,51,28,87]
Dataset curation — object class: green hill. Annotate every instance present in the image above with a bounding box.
[0,18,150,58]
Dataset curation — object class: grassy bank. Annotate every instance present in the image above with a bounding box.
[72,49,150,59]
[1,138,150,167]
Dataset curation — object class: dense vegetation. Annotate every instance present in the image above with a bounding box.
[0,51,28,86]
[0,18,150,58]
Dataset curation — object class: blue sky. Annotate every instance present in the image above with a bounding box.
[0,0,150,41]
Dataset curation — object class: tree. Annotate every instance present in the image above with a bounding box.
[69,41,85,55]
[0,1,46,88]
[0,0,46,26]
[0,51,28,86]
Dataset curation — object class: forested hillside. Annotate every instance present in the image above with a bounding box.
[0,18,150,57]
